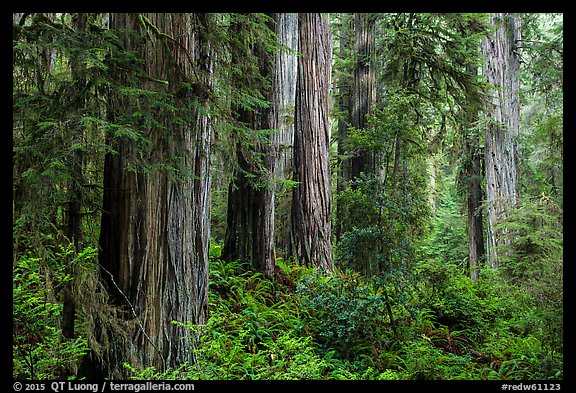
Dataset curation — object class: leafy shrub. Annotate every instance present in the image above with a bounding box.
[297,269,401,360]
[434,275,487,330]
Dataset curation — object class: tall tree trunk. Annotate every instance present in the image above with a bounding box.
[350,13,377,178]
[482,13,521,269]
[460,39,486,282]
[274,13,298,179]
[336,13,377,244]
[273,13,298,259]
[223,14,288,277]
[292,13,333,272]
[222,135,276,276]
[98,13,212,373]
[463,119,485,282]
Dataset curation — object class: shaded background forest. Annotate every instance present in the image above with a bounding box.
[12,12,563,381]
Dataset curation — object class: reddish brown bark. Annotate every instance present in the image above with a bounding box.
[292,13,333,272]
[98,13,212,372]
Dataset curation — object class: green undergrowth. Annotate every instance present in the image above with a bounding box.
[13,244,93,379]
[13,240,561,380]
[124,243,562,381]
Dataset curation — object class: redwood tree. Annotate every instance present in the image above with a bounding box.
[458,19,486,282]
[461,106,485,282]
[335,13,378,243]
[98,13,212,372]
[350,13,378,178]
[222,13,292,277]
[291,13,333,272]
[272,13,298,259]
[482,13,522,269]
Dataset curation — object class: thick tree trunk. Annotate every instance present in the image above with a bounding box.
[292,13,333,272]
[482,13,521,269]
[223,13,294,277]
[273,13,298,259]
[274,13,298,179]
[98,13,212,372]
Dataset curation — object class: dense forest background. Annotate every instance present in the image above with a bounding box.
[12,12,563,381]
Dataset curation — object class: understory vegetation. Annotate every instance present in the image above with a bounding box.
[14,223,562,381]
[126,239,562,380]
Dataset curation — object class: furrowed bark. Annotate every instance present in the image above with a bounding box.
[273,13,298,259]
[98,13,212,373]
[223,13,292,277]
[292,13,333,273]
[482,13,521,269]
